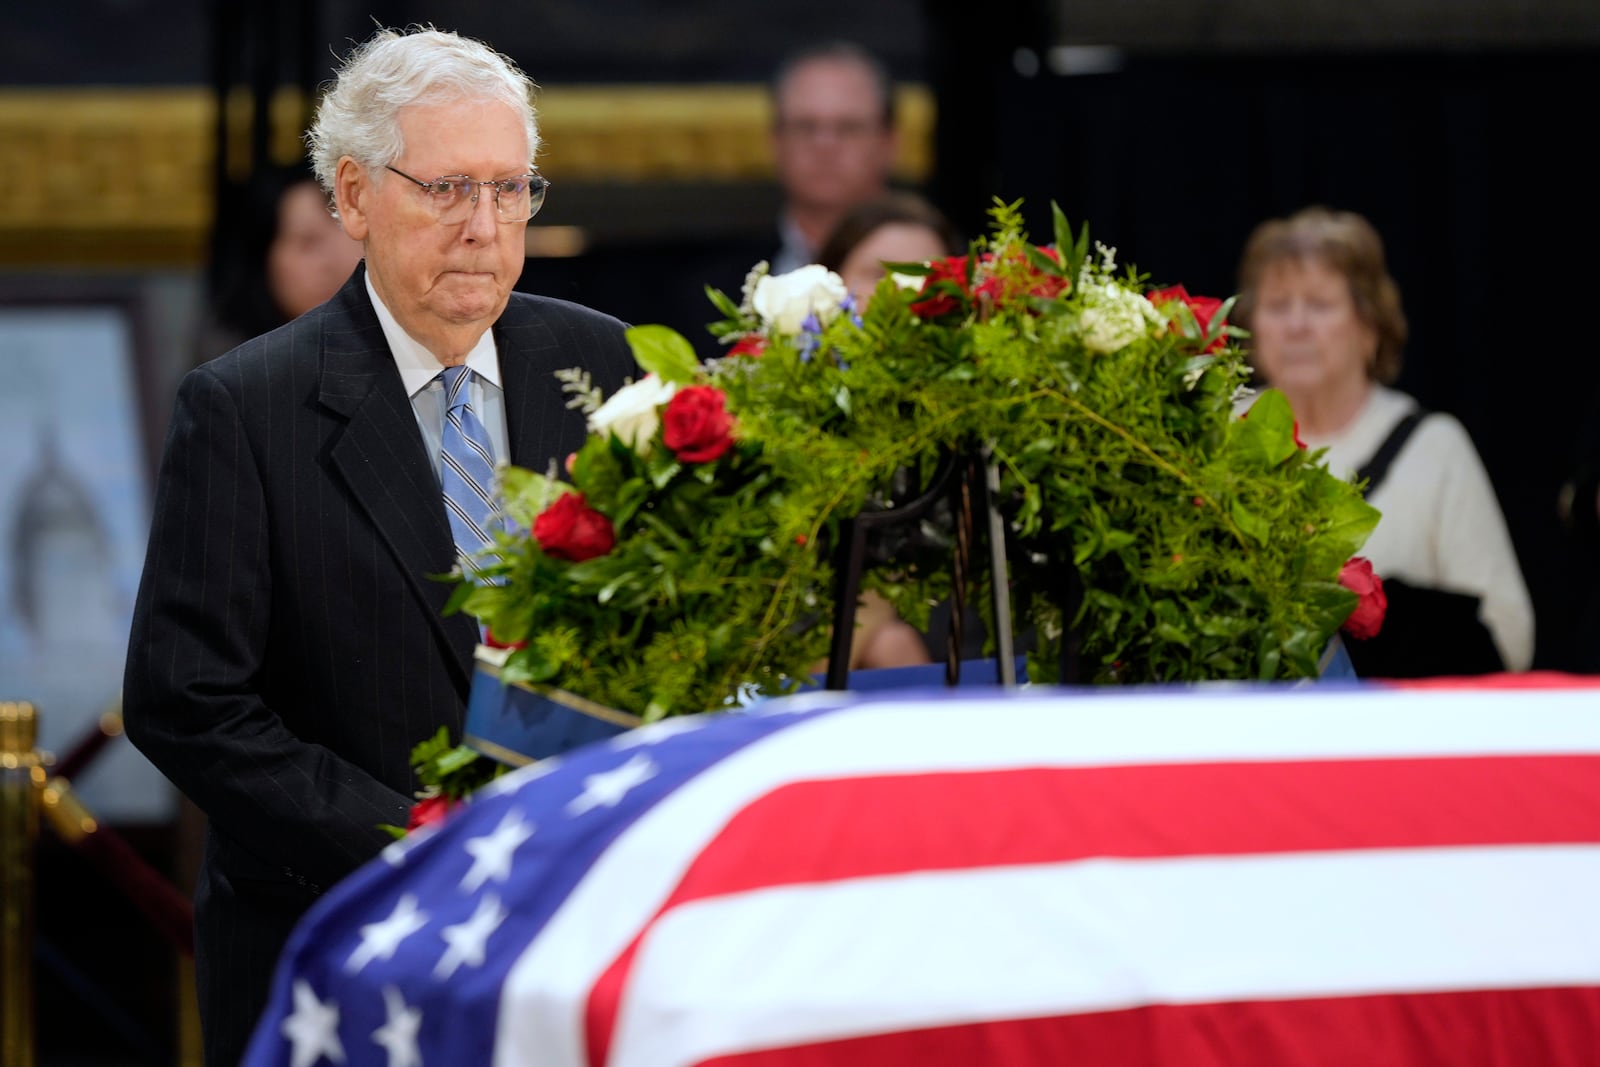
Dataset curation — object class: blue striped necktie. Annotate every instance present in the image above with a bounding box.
[439,365,500,574]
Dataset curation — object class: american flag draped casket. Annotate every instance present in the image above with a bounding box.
[242,677,1600,1067]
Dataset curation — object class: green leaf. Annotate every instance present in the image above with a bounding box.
[1230,497,1268,544]
[441,580,475,616]
[626,324,701,384]
[1255,633,1282,681]
[1205,294,1239,349]
[498,465,562,527]
[1024,242,1066,278]
[1281,624,1325,675]
[1317,488,1382,563]
[646,450,684,490]
[1231,388,1300,467]
[1050,201,1090,282]
[1153,623,1192,646]
[519,643,565,683]
[1102,529,1137,552]
[433,744,484,778]
[705,284,743,320]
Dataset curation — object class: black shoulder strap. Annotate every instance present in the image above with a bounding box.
[1355,410,1429,497]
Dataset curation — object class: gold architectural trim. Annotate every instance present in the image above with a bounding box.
[0,84,934,268]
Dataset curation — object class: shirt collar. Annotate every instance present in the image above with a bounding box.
[364,271,503,398]
[772,210,814,275]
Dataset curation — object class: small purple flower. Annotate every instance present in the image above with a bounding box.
[798,311,825,363]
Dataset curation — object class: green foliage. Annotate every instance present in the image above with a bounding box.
[699,198,1377,685]
[408,726,503,799]
[447,198,1378,725]
[624,324,700,384]
[448,392,832,722]
[381,726,506,837]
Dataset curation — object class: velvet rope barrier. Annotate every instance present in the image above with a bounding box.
[22,698,196,956]
[50,701,125,783]
[40,772,195,958]
[2,698,198,1067]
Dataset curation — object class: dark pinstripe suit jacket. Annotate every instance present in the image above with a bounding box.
[122,267,636,1065]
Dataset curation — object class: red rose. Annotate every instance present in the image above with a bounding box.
[406,794,457,831]
[1337,556,1387,640]
[484,628,527,651]
[909,255,970,318]
[1009,245,1068,301]
[971,252,1005,305]
[911,248,1065,317]
[662,385,735,463]
[533,492,616,562]
[923,255,969,284]
[909,291,961,318]
[1149,284,1228,353]
[1026,272,1069,301]
[728,335,766,358]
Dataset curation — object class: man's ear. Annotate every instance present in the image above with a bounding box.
[334,157,371,241]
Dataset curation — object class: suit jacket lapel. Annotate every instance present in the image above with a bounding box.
[317,272,479,688]
[497,297,580,467]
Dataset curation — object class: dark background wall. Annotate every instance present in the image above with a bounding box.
[1,0,932,86]
[986,47,1597,672]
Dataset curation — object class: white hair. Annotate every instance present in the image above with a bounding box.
[306,25,540,196]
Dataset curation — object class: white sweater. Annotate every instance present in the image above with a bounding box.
[1296,386,1535,671]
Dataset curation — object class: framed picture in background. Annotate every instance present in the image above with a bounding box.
[0,286,172,822]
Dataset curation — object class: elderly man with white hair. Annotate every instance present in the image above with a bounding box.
[122,26,636,1065]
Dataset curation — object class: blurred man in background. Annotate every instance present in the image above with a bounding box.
[767,40,900,274]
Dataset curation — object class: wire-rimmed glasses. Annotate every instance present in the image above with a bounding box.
[384,165,550,224]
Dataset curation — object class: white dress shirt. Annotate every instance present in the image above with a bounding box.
[365,273,510,484]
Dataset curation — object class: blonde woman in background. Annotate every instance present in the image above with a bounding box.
[1234,205,1533,675]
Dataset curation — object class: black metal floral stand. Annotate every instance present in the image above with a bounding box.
[824,445,1029,691]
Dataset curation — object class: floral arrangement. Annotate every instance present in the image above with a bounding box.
[442,338,833,723]
[417,199,1384,806]
[693,200,1383,684]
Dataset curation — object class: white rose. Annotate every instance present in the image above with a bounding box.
[588,374,677,453]
[1077,281,1164,354]
[751,265,849,334]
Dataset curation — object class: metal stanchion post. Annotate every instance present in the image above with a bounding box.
[1,701,43,1067]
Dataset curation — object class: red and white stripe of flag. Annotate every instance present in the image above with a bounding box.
[497,683,1600,1067]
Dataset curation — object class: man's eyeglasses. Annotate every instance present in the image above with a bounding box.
[775,117,884,143]
[384,165,550,224]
